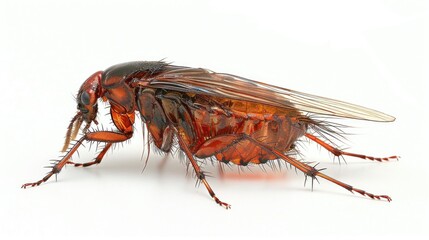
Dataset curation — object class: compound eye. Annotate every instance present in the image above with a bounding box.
[80,92,91,105]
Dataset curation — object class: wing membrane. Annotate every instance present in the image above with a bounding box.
[145,66,394,122]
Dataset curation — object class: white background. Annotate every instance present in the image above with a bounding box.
[1,0,427,239]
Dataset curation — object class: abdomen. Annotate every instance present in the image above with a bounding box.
[182,94,308,165]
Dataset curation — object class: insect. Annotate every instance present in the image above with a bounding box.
[22,61,397,208]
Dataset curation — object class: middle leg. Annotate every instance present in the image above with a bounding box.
[175,129,231,209]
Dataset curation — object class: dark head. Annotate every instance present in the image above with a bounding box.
[77,71,103,124]
[62,71,103,151]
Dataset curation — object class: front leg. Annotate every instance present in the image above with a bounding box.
[67,142,113,167]
[21,131,132,188]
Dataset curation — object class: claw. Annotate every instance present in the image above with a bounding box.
[21,181,40,189]
[214,196,231,209]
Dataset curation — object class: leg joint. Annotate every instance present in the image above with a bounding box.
[197,171,206,180]
[51,166,61,174]
[306,167,318,178]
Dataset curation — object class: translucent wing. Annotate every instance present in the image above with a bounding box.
[145,65,394,122]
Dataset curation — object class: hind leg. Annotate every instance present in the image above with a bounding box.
[305,133,398,162]
[276,151,391,201]
[244,136,392,201]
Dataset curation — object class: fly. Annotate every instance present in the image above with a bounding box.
[22,61,398,209]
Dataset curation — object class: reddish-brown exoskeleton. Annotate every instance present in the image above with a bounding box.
[22,61,398,208]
